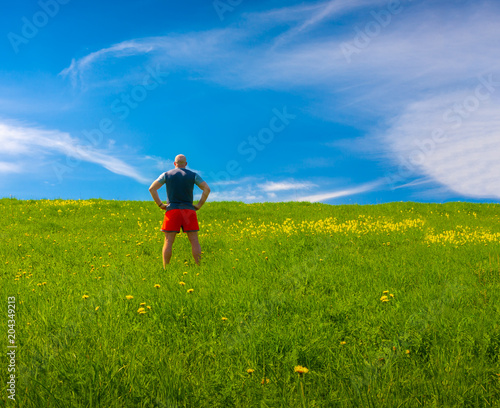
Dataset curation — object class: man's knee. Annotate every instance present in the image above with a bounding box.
[164,232,177,245]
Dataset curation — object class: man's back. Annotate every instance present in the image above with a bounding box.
[156,168,203,211]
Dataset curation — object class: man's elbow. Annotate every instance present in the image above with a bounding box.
[204,186,211,194]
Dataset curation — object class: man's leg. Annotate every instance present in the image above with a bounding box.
[186,231,201,265]
[163,232,177,268]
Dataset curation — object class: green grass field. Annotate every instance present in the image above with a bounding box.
[1,199,500,407]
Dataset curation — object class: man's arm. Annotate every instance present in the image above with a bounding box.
[193,181,210,211]
[149,180,167,210]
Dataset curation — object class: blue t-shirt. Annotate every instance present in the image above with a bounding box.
[156,168,205,211]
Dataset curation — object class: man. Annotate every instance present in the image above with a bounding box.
[149,154,210,268]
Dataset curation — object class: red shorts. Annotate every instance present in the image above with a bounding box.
[161,209,199,233]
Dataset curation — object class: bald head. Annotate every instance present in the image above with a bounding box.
[174,154,187,168]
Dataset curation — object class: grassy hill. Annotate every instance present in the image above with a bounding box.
[1,199,500,407]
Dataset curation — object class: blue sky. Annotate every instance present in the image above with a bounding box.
[1,0,500,204]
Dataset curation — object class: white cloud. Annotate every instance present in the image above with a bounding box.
[59,31,236,88]
[144,155,174,172]
[249,0,388,47]
[59,40,159,87]
[295,180,382,202]
[0,121,149,184]
[210,176,260,186]
[207,177,381,204]
[383,91,500,199]
[258,180,317,192]
[208,177,315,202]
[391,177,433,190]
[209,190,265,203]
[58,1,500,200]
[61,2,500,102]
[0,162,22,174]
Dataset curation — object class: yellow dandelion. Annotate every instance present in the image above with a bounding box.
[380,295,388,301]
[222,317,228,321]
[294,365,309,375]
[383,290,389,294]
[247,368,254,374]
[125,295,134,300]
[261,378,270,385]
[147,306,151,310]
[95,306,100,311]
[390,294,394,298]
[187,289,194,294]
[183,272,188,275]
[179,281,186,286]
[406,350,410,355]
[140,302,146,306]
[382,298,390,302]
[137,307,146,313]
[340,341,346,345]
[82,294,89,299]
[154,284,160,289]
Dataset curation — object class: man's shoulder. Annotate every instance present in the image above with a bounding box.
[155,172,167,182]
[167,168,197,176]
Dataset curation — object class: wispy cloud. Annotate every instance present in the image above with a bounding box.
[209,187,265,203]
[257,180,317,192]
[59,40,159,87]
[208,177,381,204]
[0,162,22,174]
[58,0,500,200]
[391,177,433,190]
[265,0,388,47]
[210,176,260,186]
[383,91,500,199]
[59,31,236,88]
[61,1,500,100]
[0,121,149,183]
[294,179,383,202]
[144,156,174,172]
